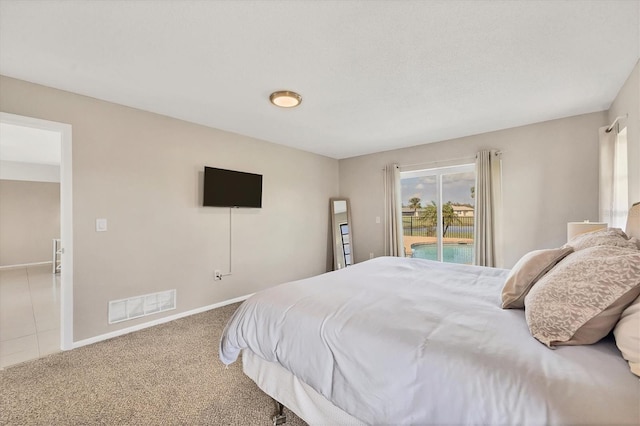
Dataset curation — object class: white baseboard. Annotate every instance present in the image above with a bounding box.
[0,261,53,270]
[71,294,253,350]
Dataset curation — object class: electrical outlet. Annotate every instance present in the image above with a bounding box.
[214,270,222,281]
[369,252,374,259]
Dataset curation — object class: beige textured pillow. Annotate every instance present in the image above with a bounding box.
[565,228,638,251]
[613,295,640,377]
[525,246,640,347]
[501,247,573,309]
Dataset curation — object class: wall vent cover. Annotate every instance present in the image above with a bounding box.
[109,289,176,324]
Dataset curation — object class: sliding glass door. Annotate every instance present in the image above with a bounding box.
[400,164,475,264]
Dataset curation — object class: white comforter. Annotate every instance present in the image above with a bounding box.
[220,257,640,425]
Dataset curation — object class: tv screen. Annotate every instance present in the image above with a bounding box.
[203,167,263,208]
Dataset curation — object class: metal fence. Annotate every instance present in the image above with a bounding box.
[402,215,474,239]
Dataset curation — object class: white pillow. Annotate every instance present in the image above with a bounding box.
[613,295,640,377]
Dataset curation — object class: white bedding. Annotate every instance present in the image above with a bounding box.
[220,257,640,425]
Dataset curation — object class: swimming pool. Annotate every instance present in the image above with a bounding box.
[411,243,474,264]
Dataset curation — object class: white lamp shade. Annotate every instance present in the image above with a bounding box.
[567,221,607,242]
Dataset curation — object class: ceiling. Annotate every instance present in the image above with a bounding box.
[0,1,638,159]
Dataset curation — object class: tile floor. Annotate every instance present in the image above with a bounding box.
[0,264,60,368]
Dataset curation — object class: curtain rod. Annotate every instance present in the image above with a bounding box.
[399,155,475,170]
[606,114,628,133]
[397,150,503,171]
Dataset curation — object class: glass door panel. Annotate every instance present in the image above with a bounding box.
[441,171,475,264]
[401,175,439,260]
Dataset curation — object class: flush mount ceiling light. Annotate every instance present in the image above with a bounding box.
[269,90,302,108]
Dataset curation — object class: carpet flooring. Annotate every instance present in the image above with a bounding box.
[0,302,307,425]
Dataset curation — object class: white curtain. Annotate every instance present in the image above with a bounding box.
[599,125,628,228]
[474,150,503,267]
[384,163,404,256]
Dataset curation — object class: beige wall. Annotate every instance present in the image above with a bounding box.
[339,112,608,269]
[0,76,339,341]
[0,180,60,266]
[608,59,640,206]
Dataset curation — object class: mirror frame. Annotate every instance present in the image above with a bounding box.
[330,198,354,270]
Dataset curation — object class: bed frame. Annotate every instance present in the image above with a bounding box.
[243,350,361,425]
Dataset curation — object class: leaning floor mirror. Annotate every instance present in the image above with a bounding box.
[331,198,354,270]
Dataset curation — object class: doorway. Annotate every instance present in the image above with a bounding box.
[0,112,73,367]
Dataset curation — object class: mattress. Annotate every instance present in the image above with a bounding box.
[220,256,640,425]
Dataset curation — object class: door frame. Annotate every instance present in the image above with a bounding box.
[0,112,74,350]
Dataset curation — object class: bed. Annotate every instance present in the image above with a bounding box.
[220,204,640,425]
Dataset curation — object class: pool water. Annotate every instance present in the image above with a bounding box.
[411,243,474,264]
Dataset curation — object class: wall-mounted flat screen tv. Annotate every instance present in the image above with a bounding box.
[203,166,263,208]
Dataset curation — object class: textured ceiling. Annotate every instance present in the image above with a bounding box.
[0,1,638,159]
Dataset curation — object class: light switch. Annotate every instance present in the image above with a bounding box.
[375,216,381,224]
[96,218,108,232]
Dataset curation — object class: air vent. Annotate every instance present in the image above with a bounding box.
[108,289,176,324]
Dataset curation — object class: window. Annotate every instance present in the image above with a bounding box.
[401,164,475,264]
[612,127,628,228]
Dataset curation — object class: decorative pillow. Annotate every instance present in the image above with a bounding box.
[501,247,573,309]
[525,246,640,347]
[613,295,640,377]
[565,228,637,252]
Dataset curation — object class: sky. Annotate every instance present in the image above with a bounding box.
[401,172,475,207]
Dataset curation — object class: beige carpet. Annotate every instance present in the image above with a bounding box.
[0,303,307,425]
